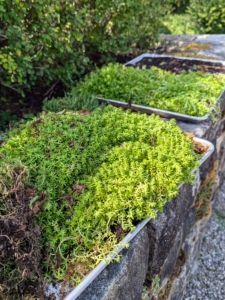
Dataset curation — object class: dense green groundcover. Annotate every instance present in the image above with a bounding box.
[0,106,199,284]
[42,90,100,113]
[76,63,225,117]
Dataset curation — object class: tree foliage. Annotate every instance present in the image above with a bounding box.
[0,0,177,95]
[188,0,225,33]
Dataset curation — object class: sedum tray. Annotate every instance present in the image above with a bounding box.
[98,53,225,123]
[63,137,214,300]
[97,54,225,123]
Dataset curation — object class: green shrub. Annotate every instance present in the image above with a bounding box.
[0,0,90,95]
[76,63,225,117]
[0,111,18,131]
[188,0,225,33]
[173,0,190,13]
[0,0,178,96]
[161,13,195,34]
[84,0,177,53]
[0,106,199,284]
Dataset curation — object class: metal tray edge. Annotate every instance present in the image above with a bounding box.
[124,53,225,66]
[97,97,210,123]
[193,137,215,170]
[64,138,214,300]
[64,217,151,300]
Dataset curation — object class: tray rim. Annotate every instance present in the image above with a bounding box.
[97,97,211,123]
[124,53,225,66]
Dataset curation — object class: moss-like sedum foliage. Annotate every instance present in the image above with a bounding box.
[75,63,225,117]
[0,106,199,283]
[42,90,100,113]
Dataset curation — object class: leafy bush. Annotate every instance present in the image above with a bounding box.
[0,111,18,131]
[0,106,199,285]
[84,0,177,53]
[162,13,195,34]
[188,0,225,33]
[173,0,190,13]
[0,0,178,96]
[76,63,225,117]
[0,0,90,95]
[42,90,99,112]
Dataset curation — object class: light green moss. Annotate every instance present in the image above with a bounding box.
[0,106,199,283]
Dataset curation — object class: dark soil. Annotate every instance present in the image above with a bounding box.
[128,56,225,74]
[0,162,47,299]
[0,81,64,119]
[111,224,129,239]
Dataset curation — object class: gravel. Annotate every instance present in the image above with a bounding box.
[183,182,225,300]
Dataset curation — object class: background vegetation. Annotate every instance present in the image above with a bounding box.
[162,0,225,34]
[0,0,224,120]
[0,0,178,97]
[188,0,225,33]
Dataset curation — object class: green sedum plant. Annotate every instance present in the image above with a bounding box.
[75,63,225,117]
[0,106,199,284]
[42,90,99,113]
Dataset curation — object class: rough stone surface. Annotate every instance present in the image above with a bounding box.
[167,212,211,300]
[183,182,225,300]
[160,204,197,291]
[76,227,149,300]
[158,34,225,60]
[146,182,196,283]
[159,106,225,299]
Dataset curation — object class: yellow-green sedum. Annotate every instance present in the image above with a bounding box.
[0,106,199,284]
